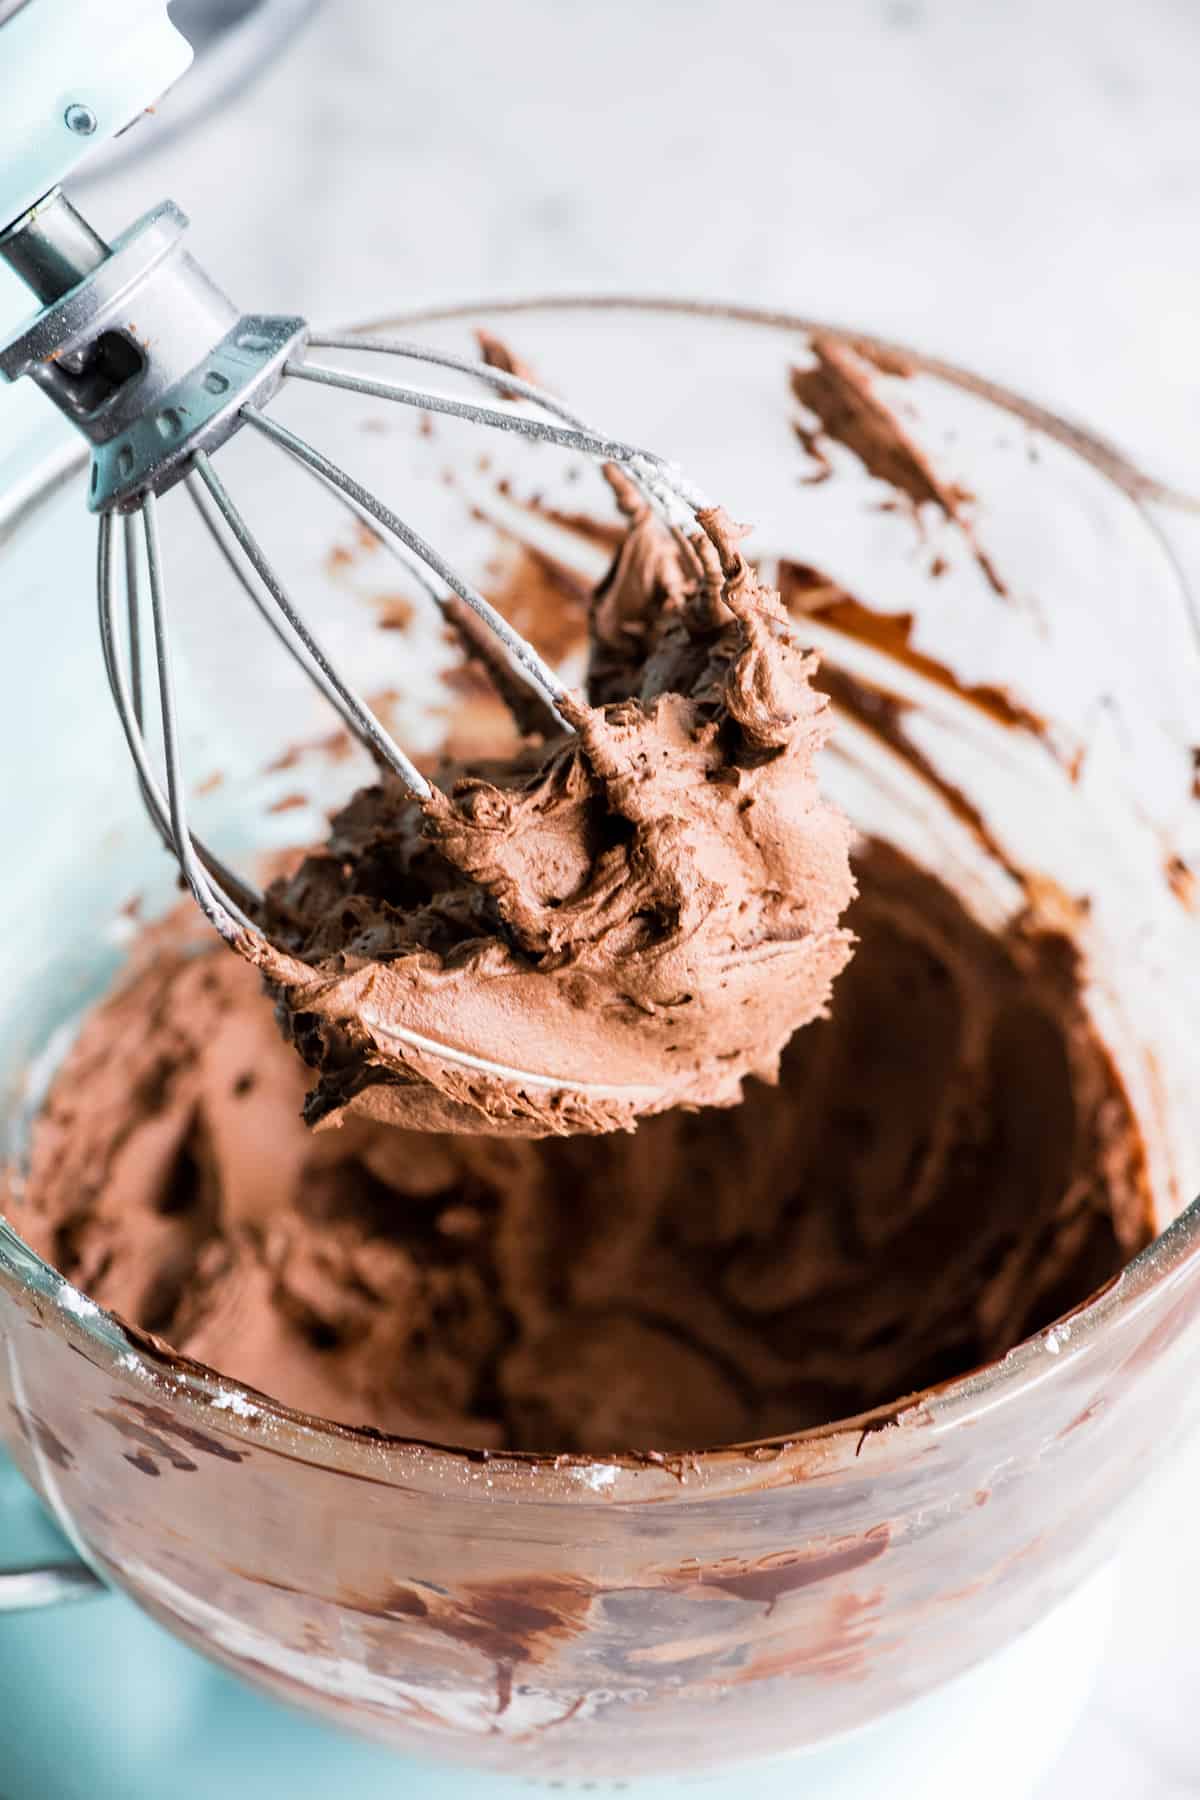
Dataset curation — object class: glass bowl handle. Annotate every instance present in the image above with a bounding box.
[0,1446,105,1610]
[0,1556,104,1610]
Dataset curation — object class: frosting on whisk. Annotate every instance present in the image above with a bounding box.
[246,490,856,1136]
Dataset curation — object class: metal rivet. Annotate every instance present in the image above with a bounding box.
[64,103,98,136]
[203,371,230,395]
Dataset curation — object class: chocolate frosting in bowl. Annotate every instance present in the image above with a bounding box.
[7,835,1151,1454]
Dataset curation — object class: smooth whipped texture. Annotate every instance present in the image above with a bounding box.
[243,484,856,1136]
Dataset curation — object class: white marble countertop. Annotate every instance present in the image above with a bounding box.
[3,1,1199,1791]
[40,0,1200,493]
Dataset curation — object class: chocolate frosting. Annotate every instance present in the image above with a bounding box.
[9,839,1151,1454]
[1,332,1157,1456]
[791,335,1006,596]
[243,489,856,1137]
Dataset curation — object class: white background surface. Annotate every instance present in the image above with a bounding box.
[3,1,1199,1791]
[34,0,1200,492]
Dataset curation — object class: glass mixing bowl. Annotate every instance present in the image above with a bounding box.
[2,300,1200,1782]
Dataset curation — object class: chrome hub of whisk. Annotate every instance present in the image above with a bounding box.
[0,192,306,512]
[0,185,711,952]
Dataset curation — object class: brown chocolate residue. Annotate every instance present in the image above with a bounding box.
[120,1400,246,1463]
[529,505,625,555]
[95,1408,198,1474]
[1167,854,1196,909]
[353,1572,595,1678]
[440,591,559,743]
[1059,1398,1105,1438]
[376,594,416,633]
[264,728,355,773]
[475,329,541,401]
[440,661,500,702]
[498,484,628,556]
[476,537,593,669]
[323,517,385,581]
[791,336,1007,597]
[447,1575,595,1665]
[730,1591,881,1683]
[816,660,1016,877]
[673,1528,890,1616]
[845,339,919,380]
[538,1694,587,1732]
[779,563,1049,742]
[8,1405,74,1471]
[791,337,964,512]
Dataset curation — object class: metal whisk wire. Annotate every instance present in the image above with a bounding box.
[98,500,258,943]
[0,169,726,982]
[241,407,573,724]
[92,329,715,951]
[299,333,710,525]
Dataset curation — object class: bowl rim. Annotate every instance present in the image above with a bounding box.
[4,291,1199,1507]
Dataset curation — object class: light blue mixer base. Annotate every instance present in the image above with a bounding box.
[0,1451,1105,1800]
